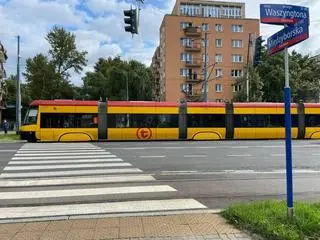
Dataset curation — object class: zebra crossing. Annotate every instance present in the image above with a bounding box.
[0,143,207,222]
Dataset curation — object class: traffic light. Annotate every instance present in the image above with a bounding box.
[124,8,138,34]
[253,36,264,67]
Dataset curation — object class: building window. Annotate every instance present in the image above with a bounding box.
[180,68,188,76]
[231,69,243,77]
[215,84,222,92]
[215,54,222,63]
[215,39,222,48]
[232,24,243,32]
[233,84,242,92]
[180,4,200,16]
[180,38,191,46]
[222,7,241,18]
[201,39,209,47]
[232,39,243,48]
[201,23,209,31]
[181,83,193,94]
[215,24,222,32]
[180,22,192,30]
[232,54,243,62]
[202,5,221,17]
[216,99,224,102]
[202,53,209,63]
[180,52,192,61]
[215,69,223,78]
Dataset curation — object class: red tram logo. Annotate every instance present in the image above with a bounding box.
[136,128,152,140]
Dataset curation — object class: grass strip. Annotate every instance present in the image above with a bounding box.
[0,133,20,141]
[222,200,320,240]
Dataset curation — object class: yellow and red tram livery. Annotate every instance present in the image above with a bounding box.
[20,100,320,142]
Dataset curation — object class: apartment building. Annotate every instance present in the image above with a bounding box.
[153,0,259,102]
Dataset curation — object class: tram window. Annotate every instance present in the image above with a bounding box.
[107,114,179,128]
[305,114,320,127]
[158,115,179,127]
[41,113,97,128]
[234,114,299,128]
[187,114,225,127]
[107,114,128,128]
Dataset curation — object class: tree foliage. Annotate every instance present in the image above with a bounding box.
[82,57,154,101]
[234,47,320,103]
[46,26,87,78]
[24,26,87,100]
[3,75,32,107]
[233,65,263,102]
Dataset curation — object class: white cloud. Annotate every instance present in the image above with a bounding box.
[87,0,129,14]
[1,0,319,88]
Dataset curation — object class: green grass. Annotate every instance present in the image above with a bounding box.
[222,200,320,240]
[0,133,20,141]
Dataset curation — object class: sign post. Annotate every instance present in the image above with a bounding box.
[284,44,293,219]
[260,3,309,219]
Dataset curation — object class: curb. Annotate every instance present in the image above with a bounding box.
[0,209,223,224]
[0,140,26,143]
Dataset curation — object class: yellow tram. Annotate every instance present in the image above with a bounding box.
[20,100,320,142]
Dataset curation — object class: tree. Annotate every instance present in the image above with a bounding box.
[46,26,87,79]
[233,65,263,102]
[82,57,155,101]
[4,75,31,107]
[290,51,320,102]
[24,26,87,100]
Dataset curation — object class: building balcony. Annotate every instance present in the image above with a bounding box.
[185,74,203,83]
[185,59,202,68]
[185,91,202,102]
[184,27,201,37]
[185,43,201,52]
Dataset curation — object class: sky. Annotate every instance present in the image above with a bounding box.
[0,0,319,86]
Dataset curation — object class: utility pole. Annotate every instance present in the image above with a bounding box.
[203,31,208,102]
[126,74,129,101]
[16,35,21,135]
[246,33,253,102]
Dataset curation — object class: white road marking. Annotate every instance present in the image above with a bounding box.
[4,163,132,171]
[19,147,101,151]
[198,146,217,149]
[139,156,166,158]
[230,146,249,149]
[0,175,156,187]
[161,171,198,173]
[183,155,207,158]
[159,169,320,175]
[0,185,176,200]
[223,170,256,174]
[0,199,207,219]
[8,159,123,165]
[0,168,143,178]
[226,154,252,157]
[17,149,105,153]
[121,148,146,150]
[14,152,110,156]
[312,153,320,156]
[12,155,116,160]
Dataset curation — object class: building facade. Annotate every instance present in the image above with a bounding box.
[151,47,161,101]
[155,0,259,102]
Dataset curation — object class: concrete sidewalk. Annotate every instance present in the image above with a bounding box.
[0,213,251,240]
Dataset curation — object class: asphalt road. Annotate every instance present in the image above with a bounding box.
[0,140,319,222]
